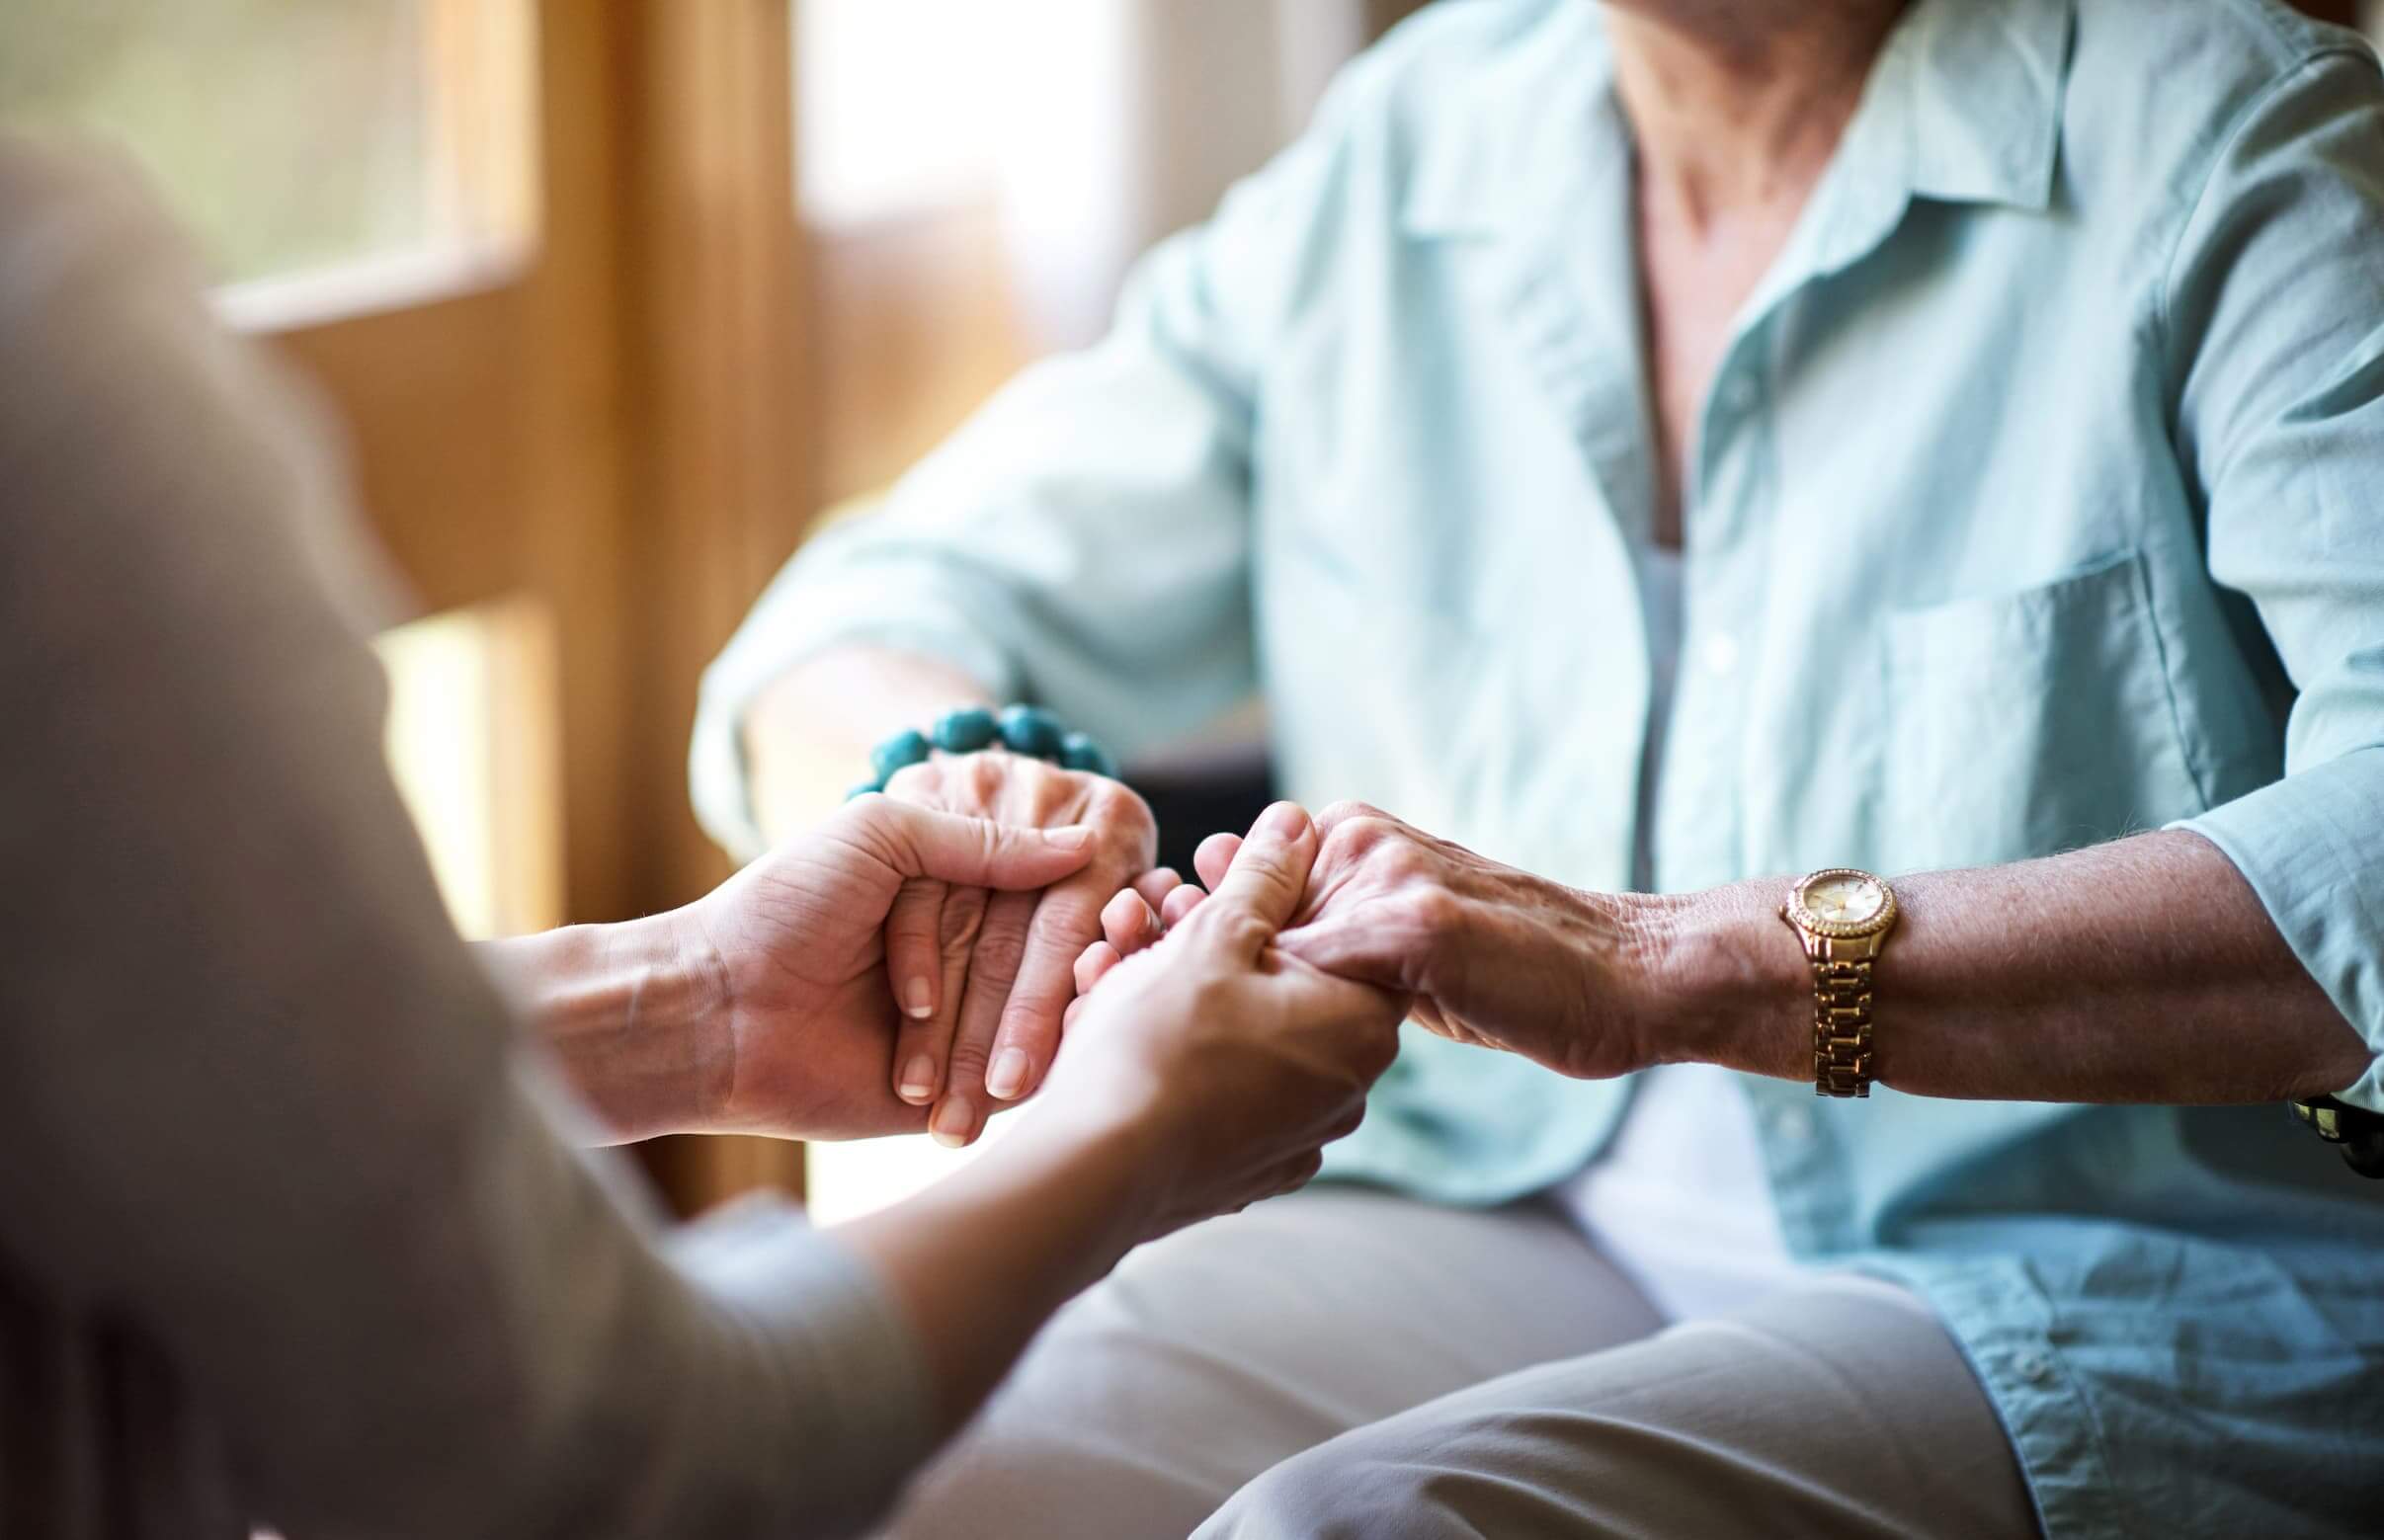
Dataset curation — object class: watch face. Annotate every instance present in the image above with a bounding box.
[1805,872,1885,925]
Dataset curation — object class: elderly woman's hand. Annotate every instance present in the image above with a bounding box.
[1081,801,1690,1082]
[876,751,1158,1147]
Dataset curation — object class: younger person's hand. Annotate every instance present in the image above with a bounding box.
[1029,801,1406,1241]
[686,794,1100,1139]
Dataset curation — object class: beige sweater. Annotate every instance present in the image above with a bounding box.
[0,144,928,1540]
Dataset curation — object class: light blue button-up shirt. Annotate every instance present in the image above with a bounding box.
[697,0,2384,1531]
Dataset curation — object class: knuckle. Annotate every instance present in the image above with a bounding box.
[1212,910,1274,957]
[886,901,939,945]
[883,763,940,801]
[970,943,1024,993]
[1320,815,1392,867]
[1371,840,1430,884]
[1393,885,1462,939]
[939,888,989,954]
[1315,799,1379,833]
[1099,780,1157,828]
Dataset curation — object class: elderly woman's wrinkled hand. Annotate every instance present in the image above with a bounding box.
[1080,801,1684,1083]
[875,750,1158,1147]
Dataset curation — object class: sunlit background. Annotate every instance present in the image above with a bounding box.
[0,0,1426,1220]
[12,0,2377,1221]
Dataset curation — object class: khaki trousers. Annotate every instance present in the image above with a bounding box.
[882,1186,2037,1539]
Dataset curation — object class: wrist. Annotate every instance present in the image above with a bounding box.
[497,910,737,1141]
[1634,880,1809,1081]
[958,1101,1168,1267]
[1003,1088,1178,1244]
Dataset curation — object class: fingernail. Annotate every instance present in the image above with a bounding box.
[1261,802,1310,840]
[930,1095,974,1148]
[1049,825,1096,851]
[986,1047,1030,1100]
[897,1055,936,1104]
[903,977,935,1019]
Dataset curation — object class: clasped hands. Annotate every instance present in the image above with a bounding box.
[523,747,1738,1244]
[680,745,1716,1161]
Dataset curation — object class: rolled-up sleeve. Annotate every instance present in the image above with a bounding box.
[690,102,1358,858]
[2166,51,2384,1109]
[0,146,928,1539]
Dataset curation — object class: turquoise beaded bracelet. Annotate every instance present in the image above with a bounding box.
[848,704,1119,799]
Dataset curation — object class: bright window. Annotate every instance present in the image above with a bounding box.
[0,0,534,284]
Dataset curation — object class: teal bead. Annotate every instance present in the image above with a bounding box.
[998,703,1066,759]
[870,728,932,783]
[931,706,1000,753]
[1059,731,1117,778]
[846,780,884,800]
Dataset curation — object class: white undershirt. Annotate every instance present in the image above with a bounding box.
[1556,546,1803,1322]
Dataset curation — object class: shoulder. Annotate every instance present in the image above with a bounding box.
[2065,0,2382,181]
[2053,0,2382,303]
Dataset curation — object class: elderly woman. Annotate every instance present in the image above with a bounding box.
[699,0,2384,1535]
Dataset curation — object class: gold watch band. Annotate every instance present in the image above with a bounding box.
[1809,950,1876,1098]
[1781,868,1898,1099]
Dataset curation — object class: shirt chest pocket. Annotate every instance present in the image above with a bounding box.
[1879,550,2208,872]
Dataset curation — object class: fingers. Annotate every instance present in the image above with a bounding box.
[854,797,1097,890]
[1202,801,1322,951]
[936,887,1035,1146]
[1099,887,1163,957]
[1073,938,1123,996]
[1160,883,1207,929]
[1132,867,1184,912]
[1272,917,1410,993]
[895,883,984,1110]
[987,883,1108,1103]
[1192,831,1242,892]
[883,877,945,1026]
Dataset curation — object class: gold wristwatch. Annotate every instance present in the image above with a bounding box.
[1780,868,1900,1098]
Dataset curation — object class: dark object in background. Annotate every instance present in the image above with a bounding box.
[1127,742,1275,879]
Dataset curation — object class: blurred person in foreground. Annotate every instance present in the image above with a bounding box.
[0,143,1407,1540]
[701,0,2384,1535]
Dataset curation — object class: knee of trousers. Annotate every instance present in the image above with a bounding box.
[1198,1445,1466,1540]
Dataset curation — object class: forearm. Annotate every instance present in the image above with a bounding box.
[744,646,996,844]
[835,1112,1157,1435]
[1662,829,2371,1102]
[482,912,733,1143]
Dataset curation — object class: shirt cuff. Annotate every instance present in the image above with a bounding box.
[666,1197,937,1538]
[2173,749,2384,1111]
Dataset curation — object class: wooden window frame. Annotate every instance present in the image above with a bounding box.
[253,0,812,1211]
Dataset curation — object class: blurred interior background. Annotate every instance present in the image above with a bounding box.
[1,0,2370,1218]
[0,0,1432,1218]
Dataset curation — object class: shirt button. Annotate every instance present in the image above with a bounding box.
[1704,632,1741,677]
[2014,1351,2052,1384]
[1772,1105,1815,1143]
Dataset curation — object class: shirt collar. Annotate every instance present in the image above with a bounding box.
[1401,0,2074,242]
